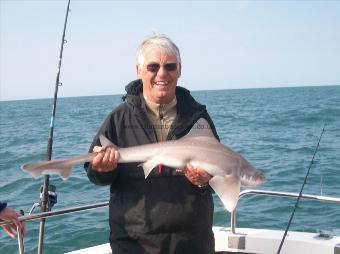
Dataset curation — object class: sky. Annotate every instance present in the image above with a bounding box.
[1,0,339,101]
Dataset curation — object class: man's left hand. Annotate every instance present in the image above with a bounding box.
[184,164,211,187]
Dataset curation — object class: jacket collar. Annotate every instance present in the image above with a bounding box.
[123,79,207,139]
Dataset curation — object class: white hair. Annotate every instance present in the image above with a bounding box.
[136,35,181,67]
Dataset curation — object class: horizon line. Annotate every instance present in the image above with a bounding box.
[1,83,339,102]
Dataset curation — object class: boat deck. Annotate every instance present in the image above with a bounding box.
[65,227,340,254]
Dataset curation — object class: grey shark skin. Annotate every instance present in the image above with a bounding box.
[21,118,266,212]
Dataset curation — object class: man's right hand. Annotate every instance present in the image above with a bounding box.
[92,146,120,172]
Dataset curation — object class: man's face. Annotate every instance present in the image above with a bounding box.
[137,47,181,104]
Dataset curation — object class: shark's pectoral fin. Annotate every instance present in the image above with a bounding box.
[139,160,159,179]
[209,175,240,212]
[139,155,187,179]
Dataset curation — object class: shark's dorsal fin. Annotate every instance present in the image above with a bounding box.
[99,134,118,149]
[184,118,215,138]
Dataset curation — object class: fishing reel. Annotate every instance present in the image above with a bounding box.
[40,184,58,210]
[29,185,57,214]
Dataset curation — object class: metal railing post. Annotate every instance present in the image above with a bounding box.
[17,225,25,254]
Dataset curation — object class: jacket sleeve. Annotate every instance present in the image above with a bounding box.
[0,202,7,212]
[84,111,121,186]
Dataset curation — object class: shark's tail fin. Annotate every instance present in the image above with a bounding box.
[21,159,74,180]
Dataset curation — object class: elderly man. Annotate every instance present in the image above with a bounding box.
[85,35,219,254]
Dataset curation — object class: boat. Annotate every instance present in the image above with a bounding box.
[2,2,339,254]
[2,189,339,254]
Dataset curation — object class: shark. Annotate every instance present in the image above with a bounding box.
[21,118,266,212]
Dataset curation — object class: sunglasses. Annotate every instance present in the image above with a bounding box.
[146,63,178,73]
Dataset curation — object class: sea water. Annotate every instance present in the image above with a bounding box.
[0,85,339,253]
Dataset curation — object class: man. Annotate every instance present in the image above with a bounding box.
[85,35,219,254]
[0,202,25,238]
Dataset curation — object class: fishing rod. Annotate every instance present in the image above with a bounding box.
[37,1,71,254]
[277,124,326,254]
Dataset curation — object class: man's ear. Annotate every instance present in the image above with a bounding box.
[136,65,141,78]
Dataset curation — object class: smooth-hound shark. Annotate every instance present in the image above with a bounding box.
[21,118,266,212]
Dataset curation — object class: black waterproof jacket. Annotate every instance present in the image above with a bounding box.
[85,79,219,254]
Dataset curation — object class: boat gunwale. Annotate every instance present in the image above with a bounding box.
[1,189,340,254]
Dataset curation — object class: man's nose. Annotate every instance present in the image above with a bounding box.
[157,66,168,77]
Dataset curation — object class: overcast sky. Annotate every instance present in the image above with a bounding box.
[1,0,339,101]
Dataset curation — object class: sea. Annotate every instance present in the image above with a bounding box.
[0,85,339,253]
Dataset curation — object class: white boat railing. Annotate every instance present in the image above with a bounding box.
[1,190,340,254]
[230,189,340,234]
[0,202,109,254]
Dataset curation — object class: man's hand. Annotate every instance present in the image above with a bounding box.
[92,146,120,172]
[184,164,211,187]
[0,208,26,239]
